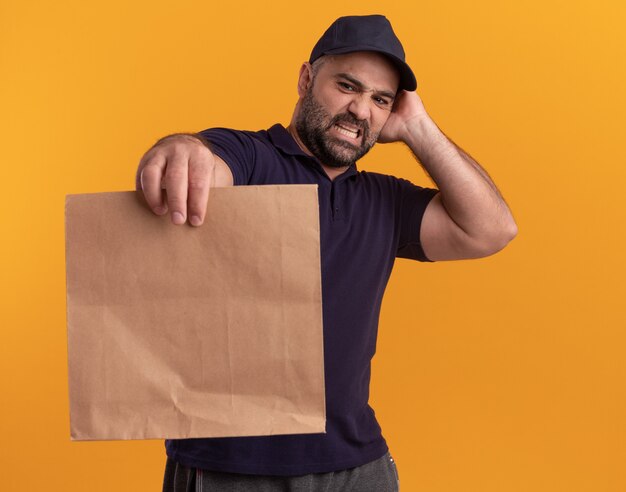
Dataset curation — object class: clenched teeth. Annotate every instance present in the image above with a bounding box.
[334,124,359,138]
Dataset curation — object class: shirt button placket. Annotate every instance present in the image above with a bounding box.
[330,182,341,221]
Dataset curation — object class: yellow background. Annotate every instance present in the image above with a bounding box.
[1,0,624,490]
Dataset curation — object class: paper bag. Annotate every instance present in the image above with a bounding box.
[65,185,325,440]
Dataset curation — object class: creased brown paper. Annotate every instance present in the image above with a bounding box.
[65,185,325,441]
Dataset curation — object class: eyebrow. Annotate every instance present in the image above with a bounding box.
[335,72,396,100]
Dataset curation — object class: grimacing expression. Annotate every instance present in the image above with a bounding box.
[295,85,378,168]
[295,53,400,168]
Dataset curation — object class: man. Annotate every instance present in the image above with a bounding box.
[136,15,517,492]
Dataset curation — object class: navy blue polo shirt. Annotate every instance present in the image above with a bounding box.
[165,123,440,476]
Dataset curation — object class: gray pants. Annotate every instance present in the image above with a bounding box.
[163,452,400,492]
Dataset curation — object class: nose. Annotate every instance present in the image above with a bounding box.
[347,95,371,122]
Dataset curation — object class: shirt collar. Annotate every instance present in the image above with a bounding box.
[267,123,309,157]
[267,123,359,180]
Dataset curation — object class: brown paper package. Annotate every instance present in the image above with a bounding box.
[65,185,326,440]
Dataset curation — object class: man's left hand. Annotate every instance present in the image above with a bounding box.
[377,90,429,144]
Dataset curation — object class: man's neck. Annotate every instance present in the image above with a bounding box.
[285,124,350,181]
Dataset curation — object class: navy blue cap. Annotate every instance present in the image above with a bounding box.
[309,15,417,92]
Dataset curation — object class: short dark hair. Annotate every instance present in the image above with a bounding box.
[310,55,334,78]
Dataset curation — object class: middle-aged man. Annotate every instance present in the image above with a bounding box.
[136,14,517,492]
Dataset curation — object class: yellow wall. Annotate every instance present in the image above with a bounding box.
[1,1,624,490]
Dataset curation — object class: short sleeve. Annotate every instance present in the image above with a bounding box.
[197,128,256,185]
[395,178,440,262]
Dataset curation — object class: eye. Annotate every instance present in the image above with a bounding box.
[338,82,355,92]
[373,96,391,106]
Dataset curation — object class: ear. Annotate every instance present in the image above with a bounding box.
[297,62,314,97]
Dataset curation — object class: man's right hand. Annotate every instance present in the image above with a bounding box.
[136,134,234,226]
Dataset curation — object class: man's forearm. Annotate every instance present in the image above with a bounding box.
[404,115,517,244]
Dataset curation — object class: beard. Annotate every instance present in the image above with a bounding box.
[294,88,379,168]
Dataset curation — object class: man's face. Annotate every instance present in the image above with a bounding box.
[295,51,400,168]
